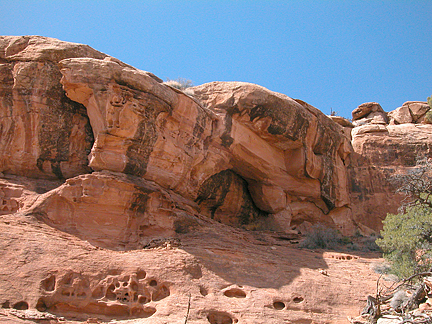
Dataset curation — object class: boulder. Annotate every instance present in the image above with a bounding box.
[59,58,355,233]
[328,116,354,139]
[388,105,413,124]
[351,124,388,136]
[328,115,353,128]
[405,101,429,122]
[389,101,430,124]
[369,111,389,124]
[352,102,384,121]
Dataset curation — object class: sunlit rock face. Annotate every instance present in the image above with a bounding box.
[2,35,432,323]
[0,36,108,179]
[59,56,355,234]
[190,82,353,233]
[349,101,432,233]
[2,36,431,241]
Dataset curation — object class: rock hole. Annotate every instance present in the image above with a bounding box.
[36,298,47,312]
[13,301,28,310]
[61,290,71,297]
[77,292,86,299]
[123,282,128,287]
[1,300,10,308]
[133,294,138,302]
[138,295,149,304]
[293,296,304,303]
[106,288,116,300]
[273,301,285,310]
[130,281,138,291]
[223,288,246,298]
[207,311,235,324]
[137,270,146,280]
[41,274,56,292]
[122,275,130,282]
[200,286,208,296]
[92,286,104,299]
[149,279,157,287]
[152,285,170,301]
[130,306,156,318]
[115,282,121,288]
[108,283,115,291]
[63,273,73,286]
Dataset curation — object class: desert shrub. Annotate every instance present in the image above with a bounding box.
[362,236,382,252]
[371,261,392,275]
[164,77,193,90]
[376,205,432,279]
[426,96,432,123]
[299,224,342,250]
[425,110,432,124]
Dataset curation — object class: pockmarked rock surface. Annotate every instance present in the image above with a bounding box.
[0,35,430,323]
[0,211,381,324]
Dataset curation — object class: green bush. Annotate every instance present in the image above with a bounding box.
[376,205,432,279]
[425,110,432,124]
[425,95,432,123]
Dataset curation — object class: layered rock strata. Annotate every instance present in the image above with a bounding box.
[349,101,432,232]
[1,35,431,322]
[57,54,354,234]
[0,36,107,179]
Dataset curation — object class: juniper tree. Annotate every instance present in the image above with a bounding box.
[376,157,432,278]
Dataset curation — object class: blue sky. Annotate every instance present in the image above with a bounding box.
[1,1,431,118]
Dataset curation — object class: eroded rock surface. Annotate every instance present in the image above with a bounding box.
[0,212,381,324]
[0,35,431,323]
[58,55,355,233]
[28,171,202,249]
[0,36,106,179]
[349,101,432,232]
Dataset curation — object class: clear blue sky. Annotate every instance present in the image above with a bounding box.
[1,0,431,118]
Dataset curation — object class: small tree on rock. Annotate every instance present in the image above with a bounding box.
[376,157,432,279]
[376,205,432,278]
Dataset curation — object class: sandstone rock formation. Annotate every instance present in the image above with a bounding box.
[0,35,430,323]
[388,101,430,125]
[0,211,381,324]
[56,53,355,235]
[349,101,432,232]
[0,36,109,179]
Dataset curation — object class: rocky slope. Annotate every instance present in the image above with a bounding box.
[0,36,431,323]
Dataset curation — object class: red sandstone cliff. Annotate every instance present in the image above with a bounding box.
[0,36,430,323]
